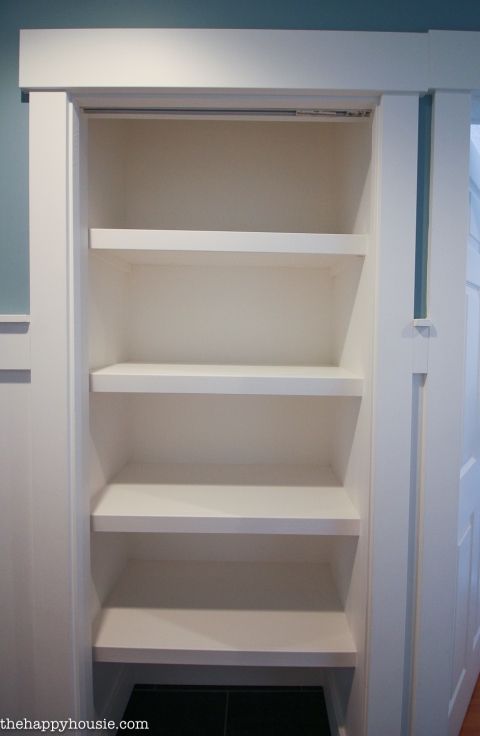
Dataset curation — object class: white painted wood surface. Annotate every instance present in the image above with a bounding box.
[78,92,378,112]
[91,463,360,535]
[118,394,336,467]
[446,126,480,736]
[0,330,30,370]
[411,93,471,736]
[0,381,34,717]
[89,252,360,368]
[29,93,92,719]
[364,94,418,736]
[0,313,31,370]
[90,229,368,257]
[20,29,480,97]
[94,560,356,667]
[20,25,480,736]
[0,314,30,322]
[88,118,372,235]
[19,29,428,93]
[90,363,364,396]
[91,248,362,270]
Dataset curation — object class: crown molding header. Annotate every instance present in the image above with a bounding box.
[19,29,480,98]
[19,28,430,94]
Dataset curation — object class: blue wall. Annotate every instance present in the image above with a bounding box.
[2,0,480,314]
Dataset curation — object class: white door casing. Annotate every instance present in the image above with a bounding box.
[29,91,92,719]
[411,92,472,736]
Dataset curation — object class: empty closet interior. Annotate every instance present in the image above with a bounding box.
[86,112,375,714]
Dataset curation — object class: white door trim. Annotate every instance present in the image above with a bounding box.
[366,93,419,736]
[29,91,92,720]
[410,91,472,736]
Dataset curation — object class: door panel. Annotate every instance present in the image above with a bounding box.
[448,138,480,734]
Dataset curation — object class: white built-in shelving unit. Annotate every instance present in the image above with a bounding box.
[87,115,372,688]
[18,24,433,736]
[22,25,450,736]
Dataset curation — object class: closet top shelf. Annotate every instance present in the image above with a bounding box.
[89,228,367,265]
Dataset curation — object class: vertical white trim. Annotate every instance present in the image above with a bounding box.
[366,94,419,736]
[29,92,91,720]
[69,99,94,719]
[411,92,471,736]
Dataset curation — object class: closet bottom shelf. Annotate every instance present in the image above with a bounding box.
[93,560,356,668]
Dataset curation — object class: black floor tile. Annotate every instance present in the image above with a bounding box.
[120,685,330,736]
[225,688,331,736]
[121,688,227,735]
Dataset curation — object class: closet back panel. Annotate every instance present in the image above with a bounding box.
[88,118,372,234]
[128,263,333,365]
[89,254,364,367]
[131,394,338,467]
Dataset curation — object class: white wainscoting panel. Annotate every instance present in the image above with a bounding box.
[0,317,30,371]
[0,379,34,717]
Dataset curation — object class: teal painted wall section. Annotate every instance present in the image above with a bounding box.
[2,1,480,313]
[415,96,433,318]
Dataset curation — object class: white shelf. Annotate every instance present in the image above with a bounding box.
[90,228,367,255]
[90,363,363,396]
[91,463,360,535]
[93,559,356,667]
[89,228,367,267]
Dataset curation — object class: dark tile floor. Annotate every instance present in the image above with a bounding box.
[121,685,331,735]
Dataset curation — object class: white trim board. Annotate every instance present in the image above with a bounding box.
[77,92,379,112]
[410,92,472,736]
[19,29,428,93]
[0,315,30,323]
[29,93,93,719]
[20,30,480,97]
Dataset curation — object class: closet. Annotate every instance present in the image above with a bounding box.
[23,27,425,735]
[86,112,373,698]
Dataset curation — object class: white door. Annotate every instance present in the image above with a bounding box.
[448,125,480,736]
